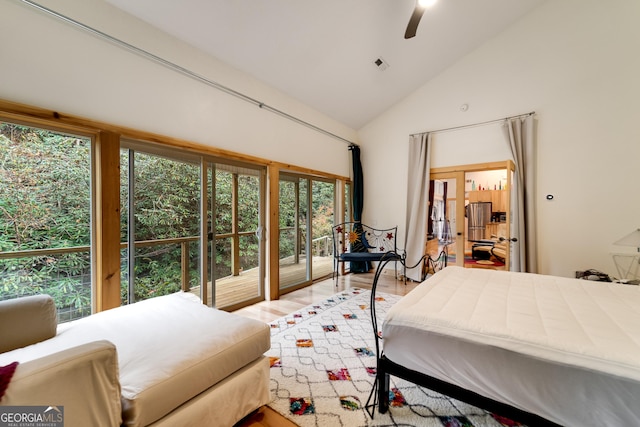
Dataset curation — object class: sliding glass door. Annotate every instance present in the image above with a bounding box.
[279,173,335,291]
[120,142,265,310]
[278,175,307,289]
[120,146,202,304]
[310,180,335,281]
[209,163,265,309]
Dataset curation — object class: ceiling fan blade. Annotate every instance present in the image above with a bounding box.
[404,5,425,39]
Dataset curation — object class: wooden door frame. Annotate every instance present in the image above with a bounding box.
[428,170,465,268]
[430,160,516,270]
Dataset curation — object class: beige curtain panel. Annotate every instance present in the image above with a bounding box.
[504,114,537,273]
[404,133,432,282]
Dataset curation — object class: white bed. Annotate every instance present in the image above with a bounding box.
[376,266,640,426]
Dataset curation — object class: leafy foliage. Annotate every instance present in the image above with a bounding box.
[0,123,92,320]
[1,122,338,320]
[279,178,335,259]
[119,151,201,303]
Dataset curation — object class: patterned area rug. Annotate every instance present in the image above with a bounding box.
[267,288,523,427]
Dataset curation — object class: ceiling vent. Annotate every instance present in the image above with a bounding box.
[374,57,389,71]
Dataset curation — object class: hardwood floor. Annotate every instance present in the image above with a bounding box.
[189,256,334,310]
[232,270,419,323]
[232,271,419,427]
[235,407,298,427]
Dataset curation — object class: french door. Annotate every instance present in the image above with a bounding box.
[428,161,516,272]
[426,171,464,269]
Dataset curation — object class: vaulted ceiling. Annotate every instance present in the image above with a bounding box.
[104,0,545,130]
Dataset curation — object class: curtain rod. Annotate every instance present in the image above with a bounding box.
[410,111,535,137]
[19,0,357,147]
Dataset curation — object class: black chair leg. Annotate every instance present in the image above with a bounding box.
[377,371,390,414]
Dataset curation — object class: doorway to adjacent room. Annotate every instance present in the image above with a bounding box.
[427,160,516,272]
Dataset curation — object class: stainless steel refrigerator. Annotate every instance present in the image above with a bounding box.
[466,202,492,241]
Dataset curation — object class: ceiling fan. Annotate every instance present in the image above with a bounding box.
[404,0,437,39]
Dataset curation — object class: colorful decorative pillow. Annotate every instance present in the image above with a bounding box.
[0,361,19,402]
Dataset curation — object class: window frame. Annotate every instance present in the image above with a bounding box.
[0,99,351,311]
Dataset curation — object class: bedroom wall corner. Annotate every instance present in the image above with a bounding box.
[357,0,640,279]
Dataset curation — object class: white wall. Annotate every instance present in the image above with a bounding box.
[0,0,354,177]
[3,0,639,279]
[358,0,640,278]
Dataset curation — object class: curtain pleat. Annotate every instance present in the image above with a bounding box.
[404,133,431,281]
[504,115,536,273]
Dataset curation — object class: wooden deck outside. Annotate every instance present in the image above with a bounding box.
[191,255,334,309]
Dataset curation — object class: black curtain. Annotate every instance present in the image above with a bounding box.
[348,145,370,272]
[350,145,363,221]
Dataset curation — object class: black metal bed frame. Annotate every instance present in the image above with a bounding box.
[364,252,562,427]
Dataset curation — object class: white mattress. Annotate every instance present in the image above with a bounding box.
[382,266,640,426]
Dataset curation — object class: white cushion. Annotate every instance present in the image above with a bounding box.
[1,292,270,427]
[0,294,57,353]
